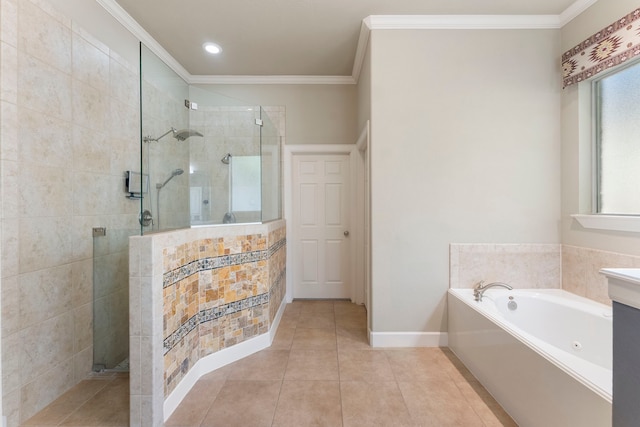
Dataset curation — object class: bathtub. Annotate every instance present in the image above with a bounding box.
[448,288,612,427]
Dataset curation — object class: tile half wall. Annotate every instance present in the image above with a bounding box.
[129,220,286,426]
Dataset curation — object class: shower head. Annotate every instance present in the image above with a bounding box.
[156,168,184,189]
[144,127,203,142]
[174,129,203,141]
[221,153,232,164]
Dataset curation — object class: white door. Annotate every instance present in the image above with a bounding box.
[292,154,351,299]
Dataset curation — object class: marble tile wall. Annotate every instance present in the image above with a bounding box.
[0,0,140,425]
[450,243,640,306]
[562,245,640,306]
[188,106,285,225]
[450,244,562,289]
[140,67,190,232]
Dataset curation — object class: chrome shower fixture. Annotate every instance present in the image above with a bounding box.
[156,168,184,189]
[144,127,203,142]
[221,153,232,164]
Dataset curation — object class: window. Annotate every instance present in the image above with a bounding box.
[594,60,640,215]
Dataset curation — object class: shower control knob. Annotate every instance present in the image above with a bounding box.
[344,231,350,237]
[139,209,153,227]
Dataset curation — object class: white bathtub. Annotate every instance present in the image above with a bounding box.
[448,288,612,427]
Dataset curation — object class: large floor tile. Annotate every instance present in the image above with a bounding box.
[284,349,339,381]
[227,349,290,381]
[199,380,281,427]
[298,300,335,314]
[291,328,337,351]
[21,379,108,426]
[59,377,129,426]
[455,380,518,427]
[338,350,395,382]
[164,372,227,426]
[336,327,371,351]
[334,312,366,330]
[297,311,336,329]
[340,381,416,427]
[385,348,453,382]
[270,327,296,350]
[398,380,485,427]
[272,381,342,427]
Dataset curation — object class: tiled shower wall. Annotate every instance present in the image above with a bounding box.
[188,105,285,225]
[129,220,286,425]
[140,54,190,232]
[0,0,140,424]
[450,243,640,306]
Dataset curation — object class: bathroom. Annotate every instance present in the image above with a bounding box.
[2,0,640,426]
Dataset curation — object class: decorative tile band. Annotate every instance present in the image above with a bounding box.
[163,237,286,288]
[163,293,269,355]
[162,237,287,356]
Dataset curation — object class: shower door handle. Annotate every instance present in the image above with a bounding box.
[343,231,350,237]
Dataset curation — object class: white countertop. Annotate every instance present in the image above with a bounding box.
[601,268,640,310]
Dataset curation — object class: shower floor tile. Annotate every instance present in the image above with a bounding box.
[20,373,129,427]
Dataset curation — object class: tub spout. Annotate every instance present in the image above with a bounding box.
[473,281,513,302]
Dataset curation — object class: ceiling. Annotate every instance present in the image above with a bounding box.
[114,0,582,78]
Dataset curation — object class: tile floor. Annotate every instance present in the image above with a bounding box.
[166,300,517,427]
[20,300,517,427]
[19,372,129,426]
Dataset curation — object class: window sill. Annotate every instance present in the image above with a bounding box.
[572,214,640,233]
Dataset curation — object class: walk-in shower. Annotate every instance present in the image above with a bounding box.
[140,44,281,233]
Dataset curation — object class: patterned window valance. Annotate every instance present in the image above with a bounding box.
[562,8,640,88]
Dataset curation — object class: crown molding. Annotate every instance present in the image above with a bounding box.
[350,19,372,85]
[364,14,562,30]
[189,75,356,85]
[95,0,191,82]
[559,0,599,27]
[97,0,597,86]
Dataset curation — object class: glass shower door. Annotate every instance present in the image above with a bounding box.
[92,227,136,371]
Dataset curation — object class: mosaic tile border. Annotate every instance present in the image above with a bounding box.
[163,294,269,355]
[163,270,287,355]
[163,237,286,288]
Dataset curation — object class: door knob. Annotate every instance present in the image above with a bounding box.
[344,231,350,237]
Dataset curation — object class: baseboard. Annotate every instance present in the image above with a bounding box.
[163,298,287,421]
[368,330,448,347]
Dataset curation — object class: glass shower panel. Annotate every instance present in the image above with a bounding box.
[92,227,137,371]
[260,107,281,222]
[188,103,262,225]
[140,44,192,233]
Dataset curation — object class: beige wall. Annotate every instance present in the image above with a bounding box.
[560,0,640,256]
[368,29,562,332]
[192,84,358,145]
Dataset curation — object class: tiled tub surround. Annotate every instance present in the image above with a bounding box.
[129,220,286,426]
[450,243,562,289]
[563,245,640,306]
[0,0,140,425]
[450,244,640,305]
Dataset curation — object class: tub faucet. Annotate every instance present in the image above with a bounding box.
[473,280,513,301]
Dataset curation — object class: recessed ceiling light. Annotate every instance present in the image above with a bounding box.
[203,42,222,55]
